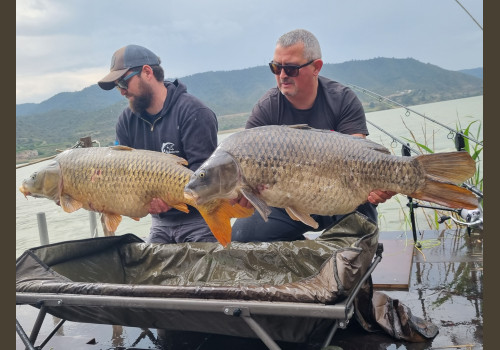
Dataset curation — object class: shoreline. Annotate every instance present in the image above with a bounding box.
[16,129,246,166]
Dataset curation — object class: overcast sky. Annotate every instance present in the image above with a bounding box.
[16,0,483,105]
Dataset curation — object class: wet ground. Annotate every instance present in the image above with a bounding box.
[16,228,483,350]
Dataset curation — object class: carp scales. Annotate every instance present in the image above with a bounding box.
[19,146,253,246]
[185,125,478,232]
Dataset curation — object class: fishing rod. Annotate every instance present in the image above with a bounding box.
[347,83,483,146]
[462,182,483,198]
[454,0,483,31]
[366,120,421,155]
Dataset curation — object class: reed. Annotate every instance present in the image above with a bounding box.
[388,118,483,231]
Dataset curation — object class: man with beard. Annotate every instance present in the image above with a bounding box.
[98,44,219,244]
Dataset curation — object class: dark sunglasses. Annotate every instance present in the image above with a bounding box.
[268,59,315,77]
[116,68,142,89]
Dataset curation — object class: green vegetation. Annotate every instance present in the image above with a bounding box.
[458,119,483,193]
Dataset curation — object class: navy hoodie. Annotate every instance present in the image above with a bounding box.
[116,79,218,225]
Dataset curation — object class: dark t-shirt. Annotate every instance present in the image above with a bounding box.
[243,76,377,224]
[246,76,368,135]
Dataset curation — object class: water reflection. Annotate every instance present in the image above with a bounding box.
[411,229,483,348]
[111,325,124,347]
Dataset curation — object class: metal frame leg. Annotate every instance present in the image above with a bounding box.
[37,318,66,349]
[322,320,340,348]
[16,318,36,350]
[26,305,48,350]
[224,307,281,350]
[241,316,281,350]
[18,304,67,350]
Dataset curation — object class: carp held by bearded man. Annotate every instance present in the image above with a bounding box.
[185,125,478,241]
[19,146,254,246]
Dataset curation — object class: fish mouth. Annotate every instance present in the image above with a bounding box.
[184,190,203,204]
[19,185,30,198]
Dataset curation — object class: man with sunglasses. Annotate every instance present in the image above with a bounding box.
[231,29,395,242]
[98,44,219,244]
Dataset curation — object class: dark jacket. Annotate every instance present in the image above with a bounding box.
[116,79,218,224]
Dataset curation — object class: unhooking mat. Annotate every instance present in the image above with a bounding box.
[16,212,438,343]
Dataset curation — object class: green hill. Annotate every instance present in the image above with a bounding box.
[16,57,483,161]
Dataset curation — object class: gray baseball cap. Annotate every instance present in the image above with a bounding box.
[98,45,161,90]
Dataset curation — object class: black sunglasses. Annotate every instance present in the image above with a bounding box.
[116,68,142,90]
[268,60,315,77]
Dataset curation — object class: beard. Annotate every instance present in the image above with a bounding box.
[129,79,154,115]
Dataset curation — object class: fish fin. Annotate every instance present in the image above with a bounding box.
[367,143,391,154]
[416,151,476,184]
[99,213,116,236]
[409,181,478,210]
[161,192,190,213]
[230,202,255,218]
[353,137,391,154]
[131,217,140,221]
[111,145,134,151]
[285,207,319,229]
[164,154,189,166]
[407,151,478,209]
[197,201,254,247]
[286,124,311,130]
[171,203,190,213]
[59,194,83,213]
[240,188,271,221]
[103,213,122,232]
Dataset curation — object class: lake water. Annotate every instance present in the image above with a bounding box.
[16,95,483,258]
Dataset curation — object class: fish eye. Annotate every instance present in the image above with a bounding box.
[30,172,37,180]
[198,170,206,178]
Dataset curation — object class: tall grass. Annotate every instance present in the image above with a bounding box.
[457,119,483,194]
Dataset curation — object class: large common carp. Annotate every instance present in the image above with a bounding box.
[19,146,254,246]
[185,125,478,231]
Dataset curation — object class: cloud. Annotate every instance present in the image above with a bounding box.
[16,67,106,103]
[16,0,483,104]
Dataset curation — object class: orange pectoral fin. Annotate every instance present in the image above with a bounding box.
[197,200,254,247]
[229,202,255,218]
[59,194,83,213]
[160,193,190,213]
[103,213,122,232]
[171,203,190,213]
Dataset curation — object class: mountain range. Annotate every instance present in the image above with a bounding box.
[16,57,483,160]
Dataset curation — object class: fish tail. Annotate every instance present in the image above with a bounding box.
[416,151,476,183]
[410,181,478,209]
[409,151,478,209]
[198,201,254,247]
